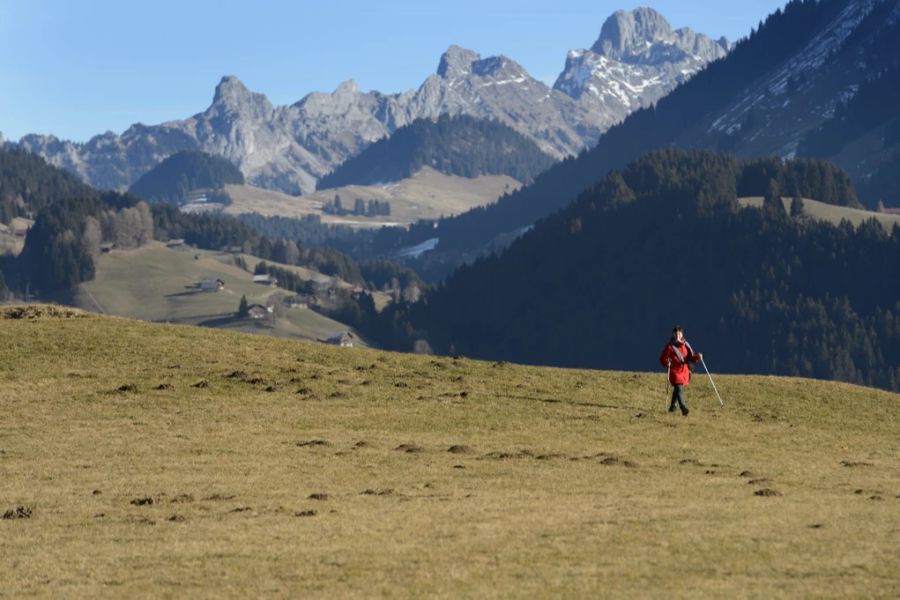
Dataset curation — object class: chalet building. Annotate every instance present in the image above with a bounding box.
[252,274,277,286]
[166,239,185,248]
[284,294,312,309]
[247,304,273,320]
[324,332,355,347]
[100,242,115,253]
[199,278,225,292]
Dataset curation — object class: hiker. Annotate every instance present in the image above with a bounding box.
[659,325,702,416]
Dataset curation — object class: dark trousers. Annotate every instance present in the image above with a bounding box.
[669,384,688,413]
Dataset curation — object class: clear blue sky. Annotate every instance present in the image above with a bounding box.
[1,1,787,142]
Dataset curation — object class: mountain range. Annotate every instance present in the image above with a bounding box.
[10,7,728,195]
[385,0,900,278]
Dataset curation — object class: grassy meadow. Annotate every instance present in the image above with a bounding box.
[223,166,521,227]
[1,306,898,598]
[738,196,900,228]
[74,243,370,343]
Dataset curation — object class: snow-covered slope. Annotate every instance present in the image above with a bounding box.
[554,7,729,125]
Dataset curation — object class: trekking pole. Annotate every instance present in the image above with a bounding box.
[665,360,671,408]
[700,357,724,406]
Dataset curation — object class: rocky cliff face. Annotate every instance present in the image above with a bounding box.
[554,7,729,124]
[15,8,727,195]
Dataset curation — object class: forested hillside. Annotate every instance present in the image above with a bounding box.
[0,147,95,222]
[376,0,890,278]
[317,115,555,190]
[129,150,245,204]
[378,150,900,391]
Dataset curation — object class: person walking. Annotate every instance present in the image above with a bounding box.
[659,325,702,416]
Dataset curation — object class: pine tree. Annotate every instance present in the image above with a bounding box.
[237,295,249,318]
[764,178,785,217]
[790,195,805,217]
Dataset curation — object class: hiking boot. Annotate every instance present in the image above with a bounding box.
[681,408,690,416]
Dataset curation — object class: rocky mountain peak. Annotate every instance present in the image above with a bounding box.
[211,75,273,117]
[437,45,482,78]
[471,55,527,79]
[592,7,675,58]
[333,79,360,95]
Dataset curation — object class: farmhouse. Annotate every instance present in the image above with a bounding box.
[166,238,185,248]
[284,294,313,309]
[247,304,273,320]
[252,274,277,286]
[100,242,115,253]
[199,278,225,292]
[324,332,355,347]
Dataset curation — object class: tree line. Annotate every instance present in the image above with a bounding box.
[128,150,245,205]
[367,149,900,391]
[316,114,555,190]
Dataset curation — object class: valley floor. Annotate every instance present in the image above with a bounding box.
[1,308,898,597]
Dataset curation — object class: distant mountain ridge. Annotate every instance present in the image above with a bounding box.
[13,7,727,195]
[383,0,900,279]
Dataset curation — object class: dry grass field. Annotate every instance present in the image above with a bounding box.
[738,196,900,228]
[73,243,375,344]
[1,306,898,598]
[223,167,521,227]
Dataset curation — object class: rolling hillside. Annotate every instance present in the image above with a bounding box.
[222,167,521,227]
[1,307,898,597]
[72,242,377,344]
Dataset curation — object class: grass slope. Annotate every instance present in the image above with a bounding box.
[738,196,900,228]
[1,307,898,598]
[74,243,367,343]
[223,166,521,227]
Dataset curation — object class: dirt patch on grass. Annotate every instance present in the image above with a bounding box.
[841,460,873,468]
[483,449,535,460]
[225,370,248,380]
[294,510,317,517]
[308,493,329,501]
[170,494,194,503]
[361,488,394,496]
[448,445,473,454]
[2,506,33,519]
[598,455,637,468]
[754,488,783,497]
[190,380,209,389]
[116,383,138,393]
[296,439,329,448]
[396,444,424,453]
[203,494,236,501]
[1,305,88,320]
[130,496,155,506]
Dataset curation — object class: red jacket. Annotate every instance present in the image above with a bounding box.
[660,338,700,385]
